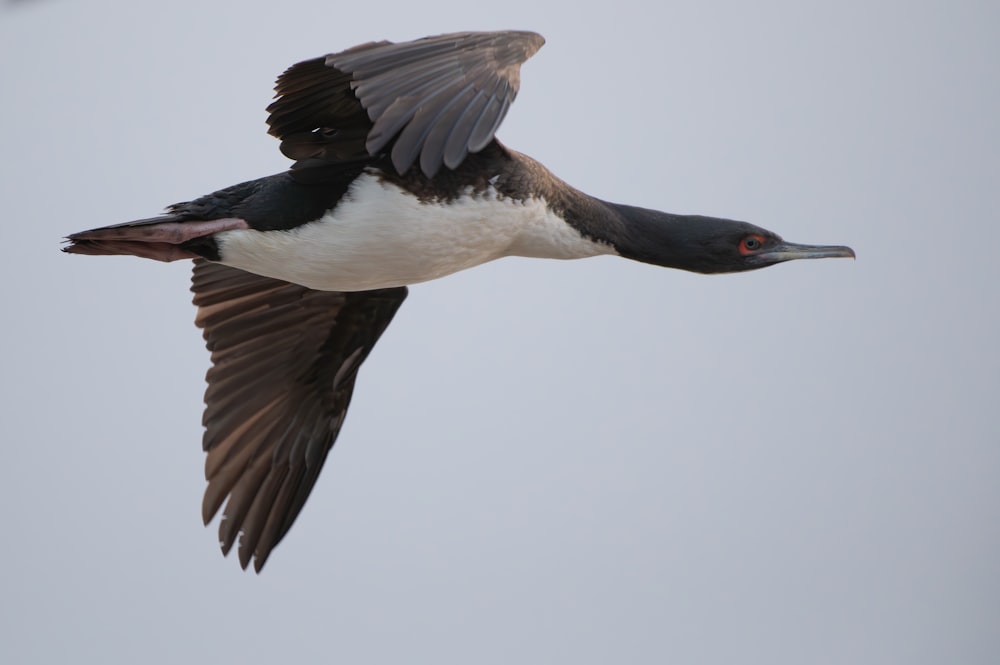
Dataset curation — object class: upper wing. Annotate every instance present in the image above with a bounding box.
[266,30,545,178]
[191,260,407,571]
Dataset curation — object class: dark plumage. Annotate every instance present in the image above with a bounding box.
[65,30,854,571]
[192,263,404,569]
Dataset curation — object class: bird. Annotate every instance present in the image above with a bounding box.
[65,30,855,572]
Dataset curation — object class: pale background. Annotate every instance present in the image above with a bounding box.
[1,1,997,663]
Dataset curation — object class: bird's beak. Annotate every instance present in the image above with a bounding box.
[756,241,856,263]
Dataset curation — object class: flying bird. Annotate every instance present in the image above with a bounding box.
[65,30,854,571]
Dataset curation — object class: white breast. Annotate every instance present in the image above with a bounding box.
[214,172,616,291]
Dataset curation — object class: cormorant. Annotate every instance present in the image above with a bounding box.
[66,31,855,571]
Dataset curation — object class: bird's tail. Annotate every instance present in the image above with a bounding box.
[63,216,249,262]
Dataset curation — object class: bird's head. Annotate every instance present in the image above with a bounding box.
[615,208,855,274]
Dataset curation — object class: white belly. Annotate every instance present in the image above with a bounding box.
[214,172,615,291]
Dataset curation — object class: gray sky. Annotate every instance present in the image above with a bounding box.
[2,0,997,663]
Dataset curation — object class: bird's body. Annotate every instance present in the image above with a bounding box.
[65,30,854,571]
[213,151,614,291]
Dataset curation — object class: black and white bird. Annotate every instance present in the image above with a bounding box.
[66,30,854,571]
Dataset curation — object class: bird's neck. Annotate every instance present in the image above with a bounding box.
[497,148,715,271]
[543,183,699,271]
[596,202,701,269]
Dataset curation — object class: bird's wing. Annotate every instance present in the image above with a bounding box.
[191,259,407,571]
[266,30,545,178]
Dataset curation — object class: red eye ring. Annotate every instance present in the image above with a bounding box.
[740,235,765,255]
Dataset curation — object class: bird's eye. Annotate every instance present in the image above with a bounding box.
[740,235,765,255]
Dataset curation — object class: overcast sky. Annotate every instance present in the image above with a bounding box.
[1,1,997,663]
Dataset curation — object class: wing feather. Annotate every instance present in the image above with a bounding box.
[266,30,544,177]
[191,260,406,571]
